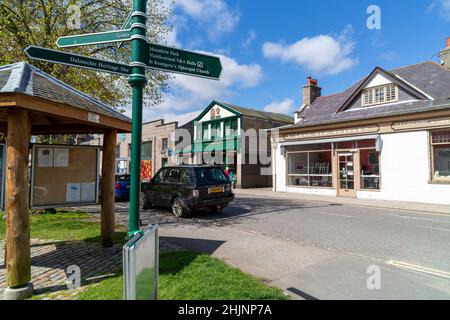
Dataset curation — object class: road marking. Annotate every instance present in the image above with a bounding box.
[389,214,450,224]
[416,225,450,233]
[316,211,352,218]
[387,260,450,279]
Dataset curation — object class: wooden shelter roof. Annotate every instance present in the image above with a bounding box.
[0,62,131,134]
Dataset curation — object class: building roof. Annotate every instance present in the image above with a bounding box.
[291,61,450,128]
[217,101,294,123]
[0,62,130,123]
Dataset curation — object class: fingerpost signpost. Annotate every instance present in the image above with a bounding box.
[25,0,222,238]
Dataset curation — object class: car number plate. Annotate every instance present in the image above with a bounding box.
[209,187,223,194]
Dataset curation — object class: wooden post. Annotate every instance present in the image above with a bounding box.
[5,109,31,288]
[101,129,117,248]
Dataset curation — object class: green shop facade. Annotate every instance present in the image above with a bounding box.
[183,101,293,188]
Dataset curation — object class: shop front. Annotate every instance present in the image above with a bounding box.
[284,136,381,198]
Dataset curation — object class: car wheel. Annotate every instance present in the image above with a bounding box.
[211,205,223,214]
[140,192,151,210]
[172,197,191,218]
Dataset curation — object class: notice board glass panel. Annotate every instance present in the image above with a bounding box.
[31,145,99,208]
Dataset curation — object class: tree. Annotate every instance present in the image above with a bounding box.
[0,0,173,108]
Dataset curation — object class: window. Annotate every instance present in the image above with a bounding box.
[287,149,332,188]
[360,149,380,189]
[162,138,168,151]
[225,119,238,137]
[362,84,398,107]
[180,169,194,185]
[115,145,120,158]
[153,168,167,184]
[431,131,450,183]
[161,158,168,167]
[165,168,180,184]
[195,167,228,185]
[203,123,209,140]
[211,122,222,139]
[141,141,152,160]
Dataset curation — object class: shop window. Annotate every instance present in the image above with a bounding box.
[360,149,380,190]
[431,131,450,183]
[287,151,332,188]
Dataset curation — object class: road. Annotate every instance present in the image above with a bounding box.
[96,194,450,299]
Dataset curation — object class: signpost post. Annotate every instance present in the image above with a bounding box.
[25,0,222,239]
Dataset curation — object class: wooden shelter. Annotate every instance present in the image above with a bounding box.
[0,62,131,294]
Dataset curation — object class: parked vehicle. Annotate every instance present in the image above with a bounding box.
[140,165,234,217]
[115,174,130,201]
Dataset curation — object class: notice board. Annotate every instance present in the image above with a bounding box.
[31,145,100,208]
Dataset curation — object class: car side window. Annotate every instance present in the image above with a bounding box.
[179,169,194,185]
[165,168,180,184]
[153,169,167,185]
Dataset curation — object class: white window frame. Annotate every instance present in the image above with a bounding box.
[362,84,398,107]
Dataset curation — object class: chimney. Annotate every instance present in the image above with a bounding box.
[439,37,450,69]
[303,77,322,106]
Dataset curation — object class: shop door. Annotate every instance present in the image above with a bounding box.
[337,152,357,197]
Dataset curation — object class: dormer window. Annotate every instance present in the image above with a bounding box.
[362,84,398,107]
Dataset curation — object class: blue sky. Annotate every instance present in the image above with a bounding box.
[131,0,450,122]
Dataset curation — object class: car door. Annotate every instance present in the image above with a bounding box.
[163,168,181,206]
[149,168,168,206]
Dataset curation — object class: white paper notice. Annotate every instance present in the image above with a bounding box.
[54,148,69,167]
[66,183,81,202]
[38,148,53,167]
[81,183,96,202]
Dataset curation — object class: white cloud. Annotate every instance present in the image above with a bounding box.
[428,0,450,21]
[242,29,257,51]
[262,25,358,75]
[173,0,240,40]
[263,99,296,115]
[125,52,263,122]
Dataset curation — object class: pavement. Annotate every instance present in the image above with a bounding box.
[234,188,450,215]
[0,238,182,300]
[76,192,450,300]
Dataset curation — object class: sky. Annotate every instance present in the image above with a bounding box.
[125,0,450,123]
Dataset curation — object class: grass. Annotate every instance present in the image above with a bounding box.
[0,210,127,244]
[79,251,288,300]
[0,210,287,300]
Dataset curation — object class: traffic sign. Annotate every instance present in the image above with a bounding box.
[57,29,132,48]
[25,46,132,76]
[146,42,222,80]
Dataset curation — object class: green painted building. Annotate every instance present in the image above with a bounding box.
[188,101,293,188]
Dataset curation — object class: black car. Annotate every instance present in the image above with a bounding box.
[140,165,234,217]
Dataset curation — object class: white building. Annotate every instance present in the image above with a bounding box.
[272,39,450,205]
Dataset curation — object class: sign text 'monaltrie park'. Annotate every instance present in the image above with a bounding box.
[147,42,222,80]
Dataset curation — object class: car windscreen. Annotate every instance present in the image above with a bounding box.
[195,167,228,185]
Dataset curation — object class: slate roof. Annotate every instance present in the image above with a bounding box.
[292,61,450,128]
[0,62,130,122]
[219,101,294,124]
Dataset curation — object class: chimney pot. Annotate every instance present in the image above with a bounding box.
[303,77,321,106]
[440,37,450,69]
